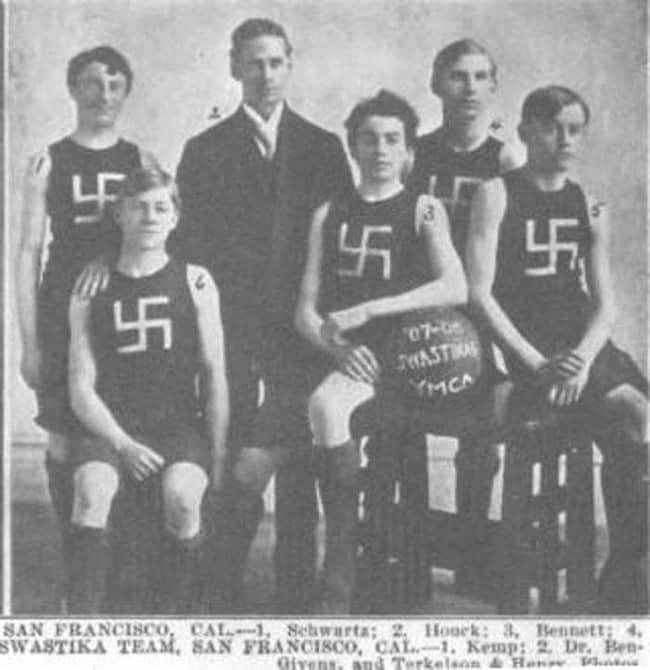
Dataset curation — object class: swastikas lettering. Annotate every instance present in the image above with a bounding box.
[337,223,392,280]
[525,218,579,276]
[113,296,172,353]
[72,172,126,224]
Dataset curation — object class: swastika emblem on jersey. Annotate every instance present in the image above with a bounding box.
[113,296,172,353]
[428,175,482,219]
[525,218,579,276]
[337,223,392,280]
[72,172,126,225]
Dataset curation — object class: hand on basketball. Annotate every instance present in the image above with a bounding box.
[20,349,42,390]
[546,349,586,380]
[547,365,590,407]
[119,439,166,481]
[322,306,371,343]
[73,258,110,300]
[333,343,380,385]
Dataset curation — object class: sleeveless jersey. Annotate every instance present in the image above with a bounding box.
[493,170,593,358]
[42,137,141,292]
[90,259,202,436]
[411,128,503,256]
[319,189,428,348]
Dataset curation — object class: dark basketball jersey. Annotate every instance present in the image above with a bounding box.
[319,189,428,348]
[411,128,503,256]
[90,259,202,436]
[42,137,141,292]
[493,170,593,359]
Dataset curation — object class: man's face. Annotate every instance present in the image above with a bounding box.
[352,115,411,185]
[435,53,495,122]
[231,35,292,117]
[70,61,129,129]
[117,187,178,251]
[522,103,588,173]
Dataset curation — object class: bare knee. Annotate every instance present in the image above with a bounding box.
[308,387,350,447]
[72,462,119,528]
[604,385,648,443]
[162,464,208,539]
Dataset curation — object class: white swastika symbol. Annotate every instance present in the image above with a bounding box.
[428,175,482,218]
[525,218,579,276]
[113,296,172,353]
[72,172,126,225]
[337,223,392,280]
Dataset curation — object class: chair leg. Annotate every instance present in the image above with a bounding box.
[498,429,535,614]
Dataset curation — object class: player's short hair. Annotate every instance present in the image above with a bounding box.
[520,85,591,126]
[116,167,181,211]
[67,45,134,93]
[431,38,497,93]
[230,18,292,59]
[344,89,419,152]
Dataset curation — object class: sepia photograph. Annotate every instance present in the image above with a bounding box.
[4,0,648,653]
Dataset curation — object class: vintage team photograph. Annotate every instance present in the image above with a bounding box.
[6,0,648,619]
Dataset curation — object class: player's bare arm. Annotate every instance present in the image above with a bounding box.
[68,294,165,480]
[547,198,615,406]
[467,178,549,378]
[295,200,379,384]
[188,264,229,490]
[16,149,51,389]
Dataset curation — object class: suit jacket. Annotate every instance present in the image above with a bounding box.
[173,105,351,354]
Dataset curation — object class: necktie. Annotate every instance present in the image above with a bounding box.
[253,124,274,160]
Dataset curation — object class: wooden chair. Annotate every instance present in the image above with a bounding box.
[350,383,597,614]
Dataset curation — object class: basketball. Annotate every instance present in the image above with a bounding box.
[380,306,485,406]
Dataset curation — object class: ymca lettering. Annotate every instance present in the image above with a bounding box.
[72,172,125,224]
[525,218,579,276]
[337,223,392,280]
[113,296,172,353]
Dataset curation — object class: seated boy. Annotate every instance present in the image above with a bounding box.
[294,89,467,613]
[467,85,648,614]
[67,166,228,613]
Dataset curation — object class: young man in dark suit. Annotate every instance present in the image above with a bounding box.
[173,18,352,613]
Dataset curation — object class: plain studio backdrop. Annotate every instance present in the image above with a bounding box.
[7,0,647,442]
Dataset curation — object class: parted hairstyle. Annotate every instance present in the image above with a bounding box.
[344,89,420,152]
[431,38,497,95]
[230,18,292,59]
[67,45,134,93]
[115,166,181,212]
[520,85,591,126]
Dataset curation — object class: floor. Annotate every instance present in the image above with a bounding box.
[10,442,608,615]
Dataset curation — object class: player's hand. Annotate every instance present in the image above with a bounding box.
[547,365,590,408]
[546,349,586,380]
[333,343,380,385]
[73,259,110,300]
[20,348,42,390]
[118,439,165,481]
[322,306,371,343]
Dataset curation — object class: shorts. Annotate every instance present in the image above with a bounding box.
[583,341,648,400]
[35,276,81,434]
[508,340,647,407]
[71,423,212,475]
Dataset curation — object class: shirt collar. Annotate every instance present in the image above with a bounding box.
[243,101,284,140]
